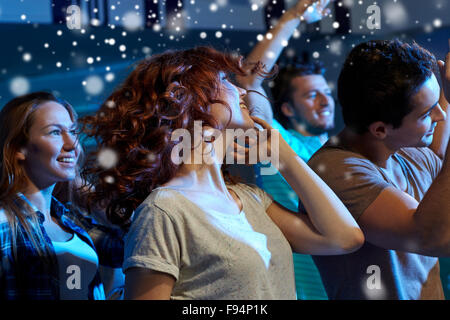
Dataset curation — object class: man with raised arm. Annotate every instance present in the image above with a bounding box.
[237,0,334,299]
[307,39,450,299]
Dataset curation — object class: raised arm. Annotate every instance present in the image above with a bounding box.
[252,116,364,255]
[236,0,332,123]
[240,0,332,89]
[429,41,450,159]
[357,152,450,257]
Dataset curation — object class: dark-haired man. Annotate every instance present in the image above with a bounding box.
[307,39,450,299]
[271,62,335,141]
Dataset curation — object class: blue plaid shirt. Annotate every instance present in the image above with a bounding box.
[63,203,126,269]
[0,195,123,300]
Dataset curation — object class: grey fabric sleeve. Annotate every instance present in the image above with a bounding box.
[410,147,443,180]
[123,203,181,280]
[308,150,391,221]
[240,183,274,210]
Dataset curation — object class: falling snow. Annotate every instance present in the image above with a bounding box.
[9,76,30,96]
[1,0,448,122]
[97,148,119,169]
[22,52,32,62]
[105,100,116,108]
[83,75,104,96]
[104,175,115,184]
[384,2,409,28]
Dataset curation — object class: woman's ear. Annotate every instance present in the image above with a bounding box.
[281,102,295,118]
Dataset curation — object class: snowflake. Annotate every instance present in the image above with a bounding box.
[83,75,104,95]
[141,46,151,55]
[147,152,157,162]
[105,100,116,108]
[316,163,326,173]
[424,24,433,33]
[10,76,30,96]
[328,39,343,56]
[249,0,269,7]
[210,3,218,12]
[433,19,442,28]
[105,73,115,82]
[343,0,355,7]
[97,148,119,169]
[384,2,408,28]
[329,136,340,145]
[22,53,32,62]
[104,175,115,184]
[151,23,161,32]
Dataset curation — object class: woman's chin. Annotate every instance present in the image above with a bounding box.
[243,117,255,129]
[228,118,254,130]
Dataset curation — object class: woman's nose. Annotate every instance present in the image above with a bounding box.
[63,132,78,151]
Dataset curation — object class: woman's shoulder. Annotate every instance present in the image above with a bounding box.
[230,182,259,193]
[0,207,12,244]
[229,183,272,209]
[230,182,264,195]
[142,187,185,207]
[134,187,187,218]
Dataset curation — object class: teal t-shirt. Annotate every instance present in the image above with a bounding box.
[257,120,325,212]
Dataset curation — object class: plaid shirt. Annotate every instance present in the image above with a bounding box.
[0,195,123,300]
[63,203,125,269]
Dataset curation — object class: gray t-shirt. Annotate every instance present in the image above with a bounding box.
[123,183,296,300]
[308,145,444,300]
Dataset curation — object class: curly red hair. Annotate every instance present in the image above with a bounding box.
[81,46,264,227]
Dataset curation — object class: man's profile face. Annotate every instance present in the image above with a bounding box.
[389,74,446,148]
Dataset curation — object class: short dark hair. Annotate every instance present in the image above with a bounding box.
[272,61,326,129]
[337,39,437,134]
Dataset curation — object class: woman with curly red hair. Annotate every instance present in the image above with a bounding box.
[82,46,364,299]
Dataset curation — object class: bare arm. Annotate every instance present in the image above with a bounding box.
[124,268,175,300]
[253,117,364,255]
[358,155,450,257]
[236,0,332,124]
[239,0,332,88]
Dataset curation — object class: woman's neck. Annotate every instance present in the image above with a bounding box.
[162,131,233,196]
[21,179,55,218]
[164,162,229,194]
